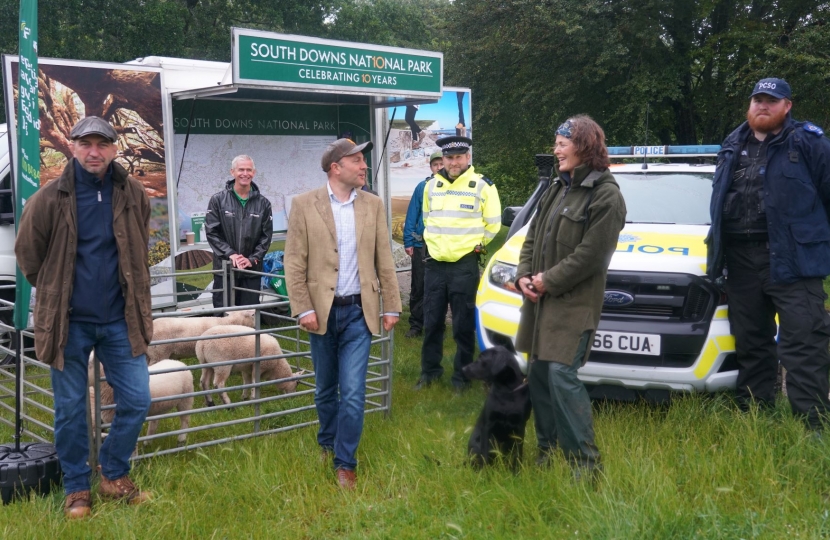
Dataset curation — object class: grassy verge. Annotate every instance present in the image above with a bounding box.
[2,316,830,538]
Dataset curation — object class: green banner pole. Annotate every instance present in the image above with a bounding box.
[13,0,40,330]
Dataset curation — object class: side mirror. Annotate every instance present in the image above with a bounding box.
[502,206,522,227]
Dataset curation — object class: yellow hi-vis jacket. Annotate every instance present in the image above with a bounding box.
[423,165,501,262]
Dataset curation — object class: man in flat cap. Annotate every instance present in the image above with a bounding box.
[708,78,830,433]
[15,116,153,518]
[285,138,401,490]
[415,136,501,392]
[402,150,443,338]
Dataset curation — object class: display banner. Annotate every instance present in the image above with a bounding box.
[233,28,442,97]
[388,88,471,244]
[172,100,344,136]
[13,0,39,330]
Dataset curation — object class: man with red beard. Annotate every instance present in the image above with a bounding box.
[708,78,830,433]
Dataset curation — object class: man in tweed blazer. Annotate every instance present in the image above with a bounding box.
[285,138,401,490]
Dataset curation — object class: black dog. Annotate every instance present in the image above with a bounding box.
[462,346,532,471]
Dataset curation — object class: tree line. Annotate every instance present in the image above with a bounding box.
[1,0,827,205]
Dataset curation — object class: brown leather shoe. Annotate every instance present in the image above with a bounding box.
[64,490,92,519]
[99,474,152,505]
[321,447,333,464]
[335,468,356,490]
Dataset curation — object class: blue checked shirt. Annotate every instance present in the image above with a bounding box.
[328,183,361,297]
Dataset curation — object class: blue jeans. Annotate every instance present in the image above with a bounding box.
[309,304,372,471]
[52,319,150,495]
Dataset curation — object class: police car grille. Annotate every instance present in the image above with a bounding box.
[682,284,711,320]
[603,272,716,322]
[602,304,675,318]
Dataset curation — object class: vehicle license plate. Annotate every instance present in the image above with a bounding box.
[592,331,661,356]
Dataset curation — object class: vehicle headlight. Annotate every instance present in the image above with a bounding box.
[489,262,519,293]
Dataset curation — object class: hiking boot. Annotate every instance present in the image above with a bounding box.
[452,382,471,396]
[99,474,152,505]
[64,490,92,519]
[535,449,554,468]
[336,468,357,490]
[572,464,603,486]
[413,378,436,390]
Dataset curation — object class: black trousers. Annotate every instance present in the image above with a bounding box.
[212,266,261,308]
[420,253,479,387]
[724,240,830,429]
[408,245,426,332]
[404,105,421,138]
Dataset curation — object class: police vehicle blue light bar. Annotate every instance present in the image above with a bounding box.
[607,145,721,156]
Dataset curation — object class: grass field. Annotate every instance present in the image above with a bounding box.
[1,318,829,539]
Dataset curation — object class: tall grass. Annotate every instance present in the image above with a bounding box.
[1,324,829,539]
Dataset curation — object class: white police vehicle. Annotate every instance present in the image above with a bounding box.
[475,145,737,400]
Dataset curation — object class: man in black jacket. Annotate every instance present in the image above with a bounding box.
[206,155,273,308]
[708,78,830,431]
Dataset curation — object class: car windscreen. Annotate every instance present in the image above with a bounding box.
[614,171,712,225]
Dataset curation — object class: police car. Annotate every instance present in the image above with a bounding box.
[476,145,737,399]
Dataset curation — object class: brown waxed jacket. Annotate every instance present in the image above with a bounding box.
[515,164,626,365]
[14,159,153,370]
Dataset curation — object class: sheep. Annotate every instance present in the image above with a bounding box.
[147,309,256,365]
[88,359,194,447]
[195,325,300,407]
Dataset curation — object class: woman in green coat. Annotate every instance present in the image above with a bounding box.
[515,115,626,481]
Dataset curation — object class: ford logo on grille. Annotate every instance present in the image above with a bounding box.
[604,290,634,307]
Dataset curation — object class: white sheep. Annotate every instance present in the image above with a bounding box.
[147,309,256,365]
[195,325,299,407]
[89,359,194,447]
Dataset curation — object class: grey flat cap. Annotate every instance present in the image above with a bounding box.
[69,116,118,142]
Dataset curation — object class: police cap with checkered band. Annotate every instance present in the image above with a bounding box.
[436,136,472,156]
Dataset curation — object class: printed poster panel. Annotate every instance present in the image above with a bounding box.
[3,57,171,265]
[388,88,471,243]
[171,100,371,237]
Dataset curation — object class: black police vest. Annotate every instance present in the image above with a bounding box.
[722,134,770,239]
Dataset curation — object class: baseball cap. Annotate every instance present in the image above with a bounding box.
[321,138,374,172]
[429,151,443,163]
[69,116,119,142]
[749,78,792,100]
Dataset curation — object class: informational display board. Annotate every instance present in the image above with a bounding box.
[172,99,371,237]
[233,28,443,97]
[3,56,175,308]
[2,56,171,260]
[387,88,471,243]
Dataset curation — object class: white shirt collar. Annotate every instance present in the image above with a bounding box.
[327,181,357,204]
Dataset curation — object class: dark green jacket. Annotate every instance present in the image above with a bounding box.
[515,164,626,365]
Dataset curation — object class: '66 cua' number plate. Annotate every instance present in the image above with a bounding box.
[592,331,661,356]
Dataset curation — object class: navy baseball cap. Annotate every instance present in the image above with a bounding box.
[749,78,792,100]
